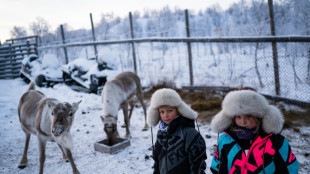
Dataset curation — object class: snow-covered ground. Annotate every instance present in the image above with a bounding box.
[0,79,309,173]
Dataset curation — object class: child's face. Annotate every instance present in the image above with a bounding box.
[159,106,178,125]
[234,114,258,129]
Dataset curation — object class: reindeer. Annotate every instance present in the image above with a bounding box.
[17,82,81,174]
[100,71,148,144]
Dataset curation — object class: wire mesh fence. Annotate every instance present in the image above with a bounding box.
[39,39,310,103]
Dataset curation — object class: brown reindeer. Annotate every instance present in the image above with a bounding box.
[18,82,81,174]
[100,71,148,144]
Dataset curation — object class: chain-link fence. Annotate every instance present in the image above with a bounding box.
[188,41,310,103]
[39,37,310,104]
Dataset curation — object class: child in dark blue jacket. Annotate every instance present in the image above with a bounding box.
[147,88,207,174]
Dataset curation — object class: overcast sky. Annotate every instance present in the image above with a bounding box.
[0,0,242,42]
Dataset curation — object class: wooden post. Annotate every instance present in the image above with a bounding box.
[8,43,13,78]
[90,13,98,59]
[26,41,30,55]
[34,36,38,55]
[307,48,310,83]
[60,24,69,64]
[129,12,137,74]
[185,9,194,86]
[268,0,280,95]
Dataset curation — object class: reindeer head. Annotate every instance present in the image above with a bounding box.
[49,100,82,137]
[100,115,119,145]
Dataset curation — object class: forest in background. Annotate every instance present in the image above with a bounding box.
[4,0,310,103]
[7,0,310,45]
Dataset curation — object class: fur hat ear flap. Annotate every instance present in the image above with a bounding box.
[262,105,284,134]
[211,111,232,133]
[177,102,198,120]
[146,107,160,127]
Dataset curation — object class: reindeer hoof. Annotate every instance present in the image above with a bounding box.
[18,164,27,169]
[142,125,149,131]
[63,156,69,162]
[125,134,132,139]
[73,170,81,174]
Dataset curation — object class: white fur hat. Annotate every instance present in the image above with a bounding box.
[147,88,198,126]
[211,90,284,134]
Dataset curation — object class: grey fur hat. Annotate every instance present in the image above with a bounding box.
[211,90,284,134]
[147,88,198,126]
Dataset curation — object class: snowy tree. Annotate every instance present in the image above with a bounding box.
[291,0,310,35]
[205,6,223,36]
[10,26,28,38]
[96,13,114,40]
[29,17,50,43]
[247,0,269,36]
[16,0,310,46]
[96,12,121,40]
[158,6,176,37]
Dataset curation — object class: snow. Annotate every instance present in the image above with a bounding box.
[22,53,63,79]
[41,54,60,69]
[64,57,96,73]
[62,55,121,89]
[0,79,309,173]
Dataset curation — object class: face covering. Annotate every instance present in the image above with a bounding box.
[234,125,258,140]
[159,120,169,132]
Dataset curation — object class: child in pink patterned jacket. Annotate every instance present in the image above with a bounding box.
[210,89,299,174]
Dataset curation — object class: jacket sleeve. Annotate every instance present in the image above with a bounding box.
[152,141,160,174]
[274,136,299,173]
[184,129,207,174]
[210,137,228,174]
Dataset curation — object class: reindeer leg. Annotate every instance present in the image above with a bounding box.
[121,101,130,128]
[122,102,131,138]
[115,127,120,138]
[18,132,31,169]
[64,148,80,174]
[38,136,47,174]
[128,100,135,121]
[58,144,69,162]
[136,92,149,131]
[122,101,134,128]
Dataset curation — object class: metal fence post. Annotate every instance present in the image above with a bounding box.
[185,9,194,86]
[129,12,137,74]
[268,0,280,95]
[90,13,98,59]
[60,24,69,64]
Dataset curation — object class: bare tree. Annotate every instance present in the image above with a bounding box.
[250,0,268,88]
[10,26,28,38]
[291,0,310,35]
[29,17,50,43]
[96,12,121,40]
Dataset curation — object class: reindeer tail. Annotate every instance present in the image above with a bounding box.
[27,81,35,91]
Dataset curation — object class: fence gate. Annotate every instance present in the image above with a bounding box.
[0,35,38,79]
